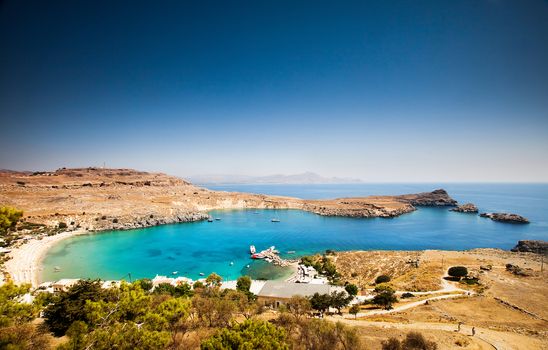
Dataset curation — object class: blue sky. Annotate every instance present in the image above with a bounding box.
[1,0,547,182]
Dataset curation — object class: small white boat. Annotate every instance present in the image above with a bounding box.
[250,245,256,254]
[172,271,178,275]
[54,266,61,272]
[287,251,295,254]
[246,265,250,268]
[207,218,213,222]
[229,262,234,266]
[215,218,221,221]
[271,219,280,222]
[199,272,205,276]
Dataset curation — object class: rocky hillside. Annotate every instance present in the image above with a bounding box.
[0,168,458,231]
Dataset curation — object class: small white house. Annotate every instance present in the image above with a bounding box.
[52,279,80,292]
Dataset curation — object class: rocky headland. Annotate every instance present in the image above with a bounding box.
[450,203,479,213]
[0,168,458,231]
[479,212,530,224]
[511,240,547,255]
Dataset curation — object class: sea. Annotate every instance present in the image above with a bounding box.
[41,183,548,283]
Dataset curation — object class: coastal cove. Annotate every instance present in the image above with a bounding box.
[40,184,548,284]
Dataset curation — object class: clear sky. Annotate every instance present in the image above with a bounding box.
[1,0,547,182]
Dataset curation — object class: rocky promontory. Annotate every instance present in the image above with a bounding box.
[0,168,459,230]
[450,203,479,213]
[394,189,458,206]
[479,212,530,224]
[511,240,547,255]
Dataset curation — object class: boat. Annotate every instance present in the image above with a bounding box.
[271,219,280,222]
[250,245,256,254]
[207,218,213,222]
[251,253,264,259]
[215,218,221,221]
[287,251,295,254]
[54,266,61,272]
[172,271,178,275]
[229,262,234,266]
[199,272,205,276]
[246,265,250,268]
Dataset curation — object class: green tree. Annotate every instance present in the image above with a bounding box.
[329,291,351,314]
[200,319,289,350]
[153,282,193,297]
[0,206,23,235]
[43,279,105,336]
[236,275,252,293]
[135,278,153,292]
[205,273,222,288]
[0,283,39,327]
[349,304,360,319]
[372,285,397,310]
[345,284,358,296]
[310,293,331,315]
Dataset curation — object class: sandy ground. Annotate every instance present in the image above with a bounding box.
[3,229,89,286]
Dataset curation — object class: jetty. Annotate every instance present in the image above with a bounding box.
[250,245,296,267]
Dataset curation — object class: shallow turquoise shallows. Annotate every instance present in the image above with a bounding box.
[41,184,548,283]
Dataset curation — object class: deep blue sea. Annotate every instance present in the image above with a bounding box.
[41,184,548,283]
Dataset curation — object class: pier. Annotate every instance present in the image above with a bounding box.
[250,245,297,267]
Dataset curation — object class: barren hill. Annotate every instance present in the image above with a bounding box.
[0,168,457,231]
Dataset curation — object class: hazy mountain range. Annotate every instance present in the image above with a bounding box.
[188,172,363,185]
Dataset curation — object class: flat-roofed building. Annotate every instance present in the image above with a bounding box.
[256,281,345,308]
[52,279,80,293]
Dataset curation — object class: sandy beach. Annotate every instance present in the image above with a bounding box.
[3,229,90,287]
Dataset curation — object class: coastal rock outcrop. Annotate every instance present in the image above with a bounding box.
[479,212,529,224]
[511,240,547,255]
[450,203,478,213]
[394,189,458,207]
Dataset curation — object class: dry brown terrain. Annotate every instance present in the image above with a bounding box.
[0,167,455,231]
[333,249,547,349]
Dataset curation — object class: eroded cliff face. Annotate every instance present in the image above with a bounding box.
[0,168,457,231]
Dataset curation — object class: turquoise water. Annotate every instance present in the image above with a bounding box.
[42,184,548,283]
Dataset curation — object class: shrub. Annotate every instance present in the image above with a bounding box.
[382,337,402,350]
[401,292,414,298]
[402,331,437,350]
[112,218,118,223]
[375,275,391,284]
[345,284,358,296]
[448,266,468,278]
[383,332,437,350]
[58,222,67,229]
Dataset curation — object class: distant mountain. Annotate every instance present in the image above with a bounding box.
[188,172,363,184]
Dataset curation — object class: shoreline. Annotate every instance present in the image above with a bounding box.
[3,229,90,287]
